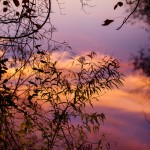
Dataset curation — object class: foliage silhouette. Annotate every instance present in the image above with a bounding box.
[0,0,123,149]
[132,49,150,76]
[126,0,150,29]
[102,19,114,26]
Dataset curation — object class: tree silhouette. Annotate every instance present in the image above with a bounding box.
[0,1,123,149]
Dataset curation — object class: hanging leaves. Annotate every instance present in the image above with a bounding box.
[102,1,123,28]
[114,2,123,10]
[0,58,8,64]
[102,19,114,26]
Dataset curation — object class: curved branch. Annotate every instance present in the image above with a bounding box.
[0,0,52,39]
[117,0,140,30]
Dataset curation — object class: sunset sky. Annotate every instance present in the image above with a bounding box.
[50,0,150,149]
[0,0,150,149]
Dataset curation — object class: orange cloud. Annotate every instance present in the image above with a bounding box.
[91,74,150,113]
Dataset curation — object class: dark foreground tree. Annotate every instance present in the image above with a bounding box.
[0,0,123,149]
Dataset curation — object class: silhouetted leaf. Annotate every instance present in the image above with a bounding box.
[35,24,42,29]
[38,69,44,72]
[40,60,47,64]
[28,95,33,101]
[3,79,8,83]
[118,2,123,6]
[16,12,20,16]
[35,45,41,48]
[2,84,10,91]
[3,84,7,90]
[3,1,8,5]
[37,50,45,55]
[35,77,42,80]
[32,93,38,97]
[32,67,38,70]
[13,0,20,7]
[30,15,37,18]
[34,89,41,93]
[114,2,123,10]
[3,7,7,12]
[102,19,114,26]
[67,46,72,49]
[0,58,8,64]
[22,0,29,3]
[28,81,38,87]
[0,70,7,74]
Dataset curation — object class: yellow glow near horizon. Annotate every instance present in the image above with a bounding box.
[92,75,150,113]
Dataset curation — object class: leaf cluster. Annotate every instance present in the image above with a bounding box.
[0,49,123,149]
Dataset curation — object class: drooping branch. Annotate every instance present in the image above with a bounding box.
[117,0,141,30]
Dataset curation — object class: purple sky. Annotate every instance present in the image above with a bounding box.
[51,0,150,62]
